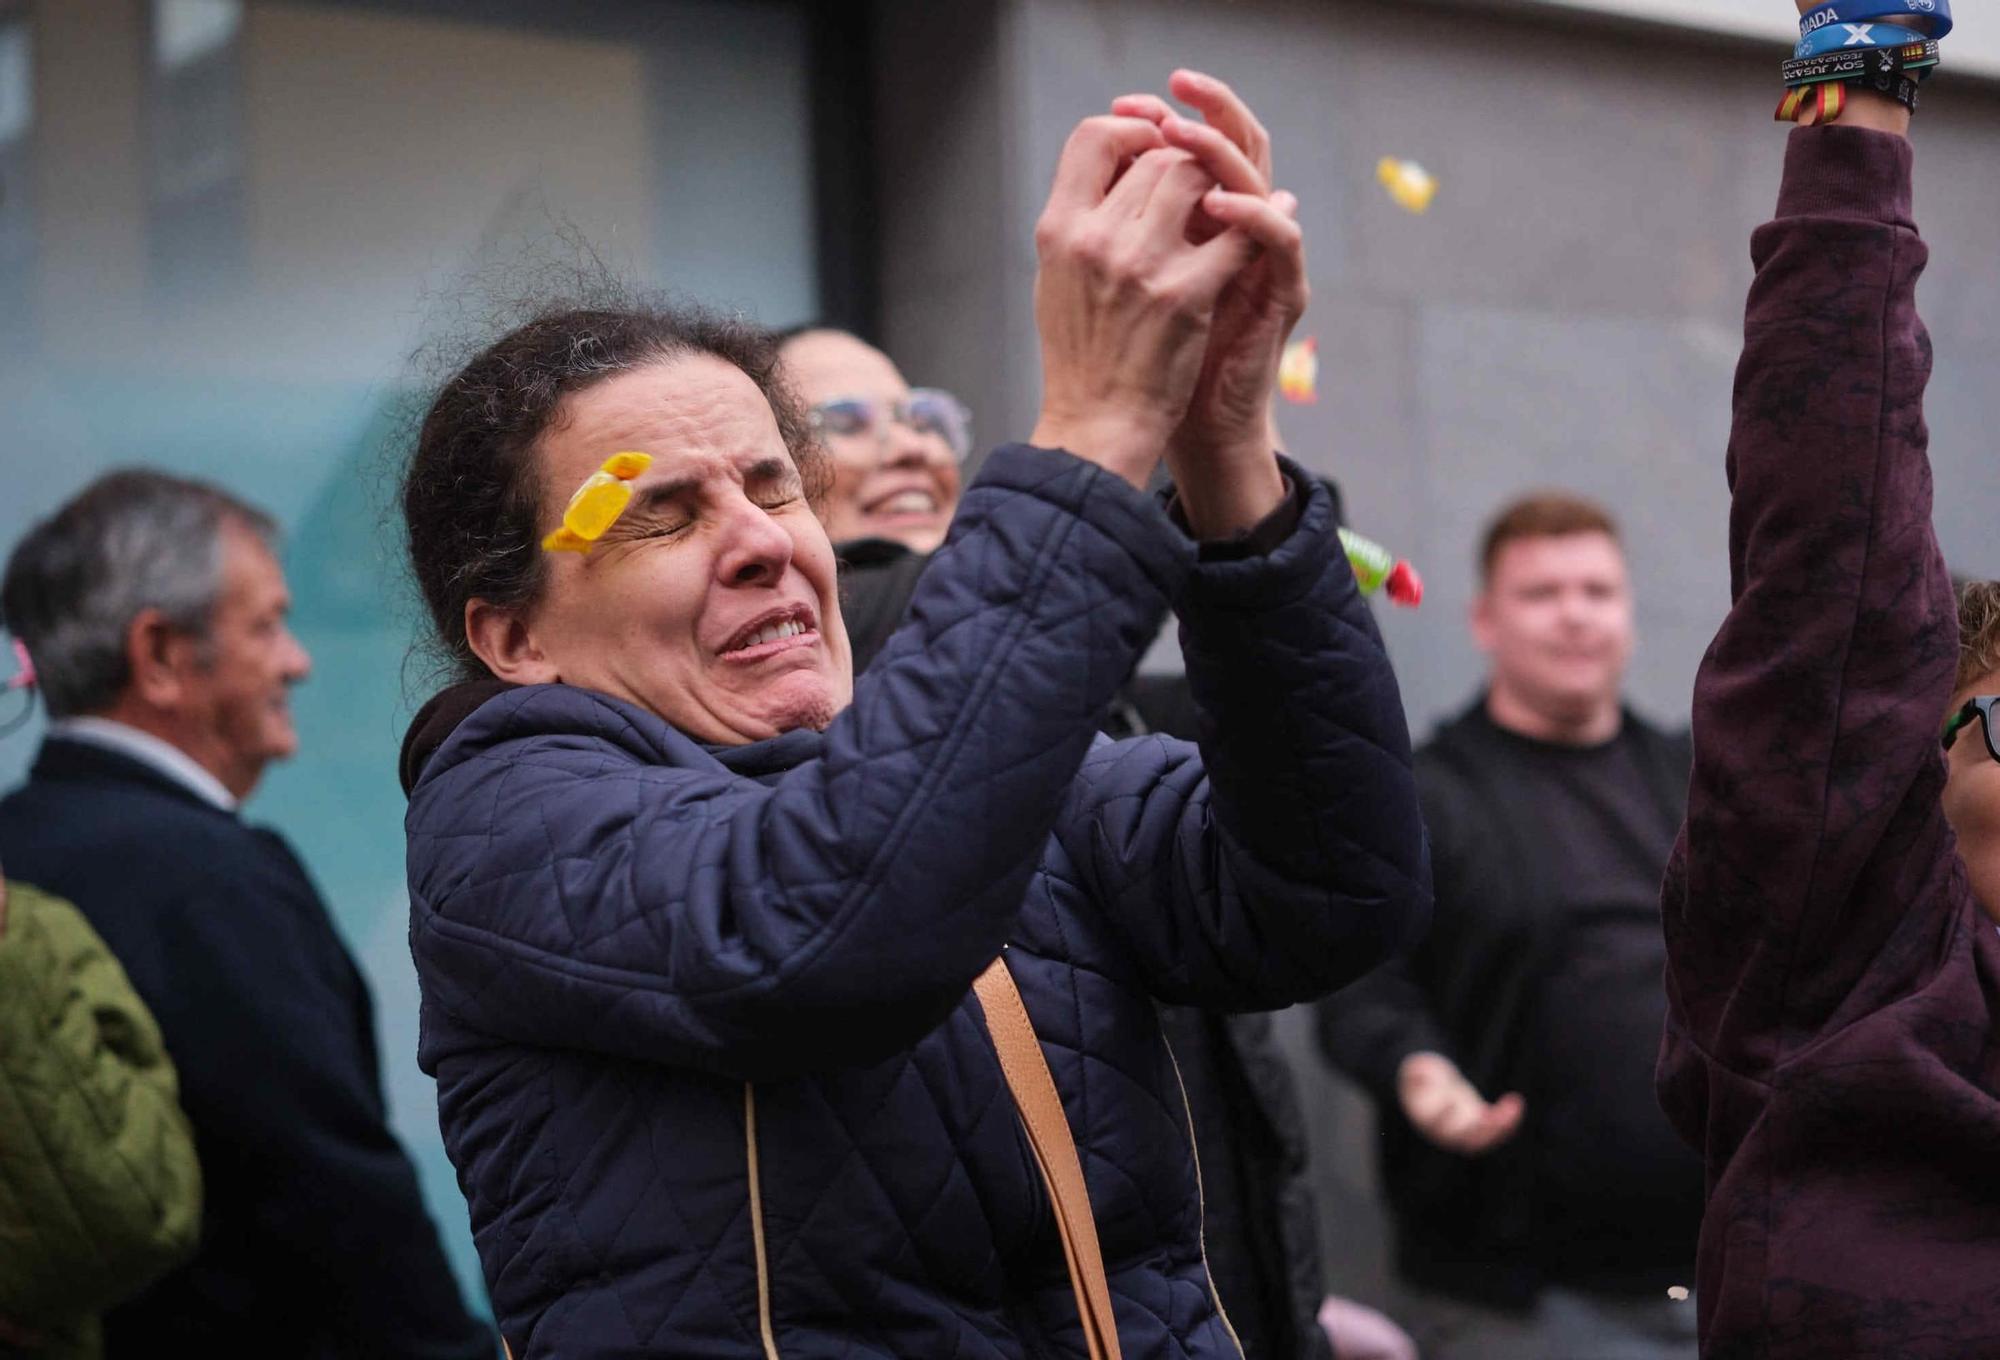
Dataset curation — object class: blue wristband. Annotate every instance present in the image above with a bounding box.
[1799,0,1951,42]
[1794,19,1928,57]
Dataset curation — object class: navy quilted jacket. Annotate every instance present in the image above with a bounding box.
[405,444,1430,1359]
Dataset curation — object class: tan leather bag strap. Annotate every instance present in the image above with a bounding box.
[974,955,1122,1360]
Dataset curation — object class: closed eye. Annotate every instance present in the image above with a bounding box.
[745,457,804,510]
[598,506,692,543]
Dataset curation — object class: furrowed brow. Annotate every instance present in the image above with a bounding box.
[634,478,701,510]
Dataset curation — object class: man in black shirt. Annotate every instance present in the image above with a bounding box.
[1318,493,1702,1360]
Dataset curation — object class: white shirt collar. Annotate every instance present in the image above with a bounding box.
[50,717,240,813]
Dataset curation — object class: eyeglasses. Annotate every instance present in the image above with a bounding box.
[809,389,972,462]
[1941,696,2000,764]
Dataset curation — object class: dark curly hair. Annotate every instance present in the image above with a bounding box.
[401,299,825,683]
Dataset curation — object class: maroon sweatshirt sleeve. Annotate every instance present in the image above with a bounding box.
[1662,126,1957,1074]
[1659,127,2000,1359]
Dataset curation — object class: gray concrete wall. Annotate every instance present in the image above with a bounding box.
[872,0,2000,1311]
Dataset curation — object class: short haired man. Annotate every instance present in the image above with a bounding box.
[1318,493,1704,1360]
[0,471,490,1358]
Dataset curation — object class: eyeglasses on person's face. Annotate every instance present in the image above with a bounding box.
[809,389,972,463]
[1942,696,2000,764]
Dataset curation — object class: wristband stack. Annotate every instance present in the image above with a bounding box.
[1777,0,1951,124]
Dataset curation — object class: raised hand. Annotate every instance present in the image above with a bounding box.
[1111,70,1307,537]
[1029,115,1266,491]
[1398,1051,1526,1157]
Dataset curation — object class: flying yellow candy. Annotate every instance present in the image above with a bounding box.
[542,451,654,554]
[1279,336,1319,405]
[1376,157,1438,215]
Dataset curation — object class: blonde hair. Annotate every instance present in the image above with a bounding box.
[1960,579,2000,696]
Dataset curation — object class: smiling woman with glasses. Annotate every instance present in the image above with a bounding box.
[778,328,969,553]
[808,389,973,462]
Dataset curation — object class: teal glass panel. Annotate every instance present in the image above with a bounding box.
[0,0,820,1315]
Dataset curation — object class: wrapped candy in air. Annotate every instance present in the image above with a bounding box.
[1280,336,1319,405]
[1376,157,1437,215]
[1339,528,1423,608]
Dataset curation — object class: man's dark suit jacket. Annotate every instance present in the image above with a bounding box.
[0,736,491,1359]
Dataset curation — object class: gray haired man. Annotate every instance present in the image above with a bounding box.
[6,470,310,799]
[0,470,491,1358]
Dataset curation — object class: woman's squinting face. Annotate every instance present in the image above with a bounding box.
[520,356,852,744]
[780,330,961,553]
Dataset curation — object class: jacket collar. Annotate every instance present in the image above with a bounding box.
[1431,692,1688,826]
[707,728,822,783]
[399,678,827,796]
[399,678,515,797]
[32,734,240,818]
[1439,692,1655,753]
[47,716,238,811]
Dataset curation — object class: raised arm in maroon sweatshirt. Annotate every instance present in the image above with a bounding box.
[1658,126,2000,1360]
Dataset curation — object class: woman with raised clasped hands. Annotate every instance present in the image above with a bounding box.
[398,71,1428,1359]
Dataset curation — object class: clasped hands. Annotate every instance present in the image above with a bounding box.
[1029,70,1306,540]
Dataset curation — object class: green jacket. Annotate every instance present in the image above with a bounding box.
[0,882,202,1358]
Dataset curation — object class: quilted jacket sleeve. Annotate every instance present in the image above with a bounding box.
[0,883,201,1327]
[409,446,1192,1080]
[1055,466,1432,1010]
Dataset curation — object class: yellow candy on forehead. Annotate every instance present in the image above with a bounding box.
[541,451,654,554]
